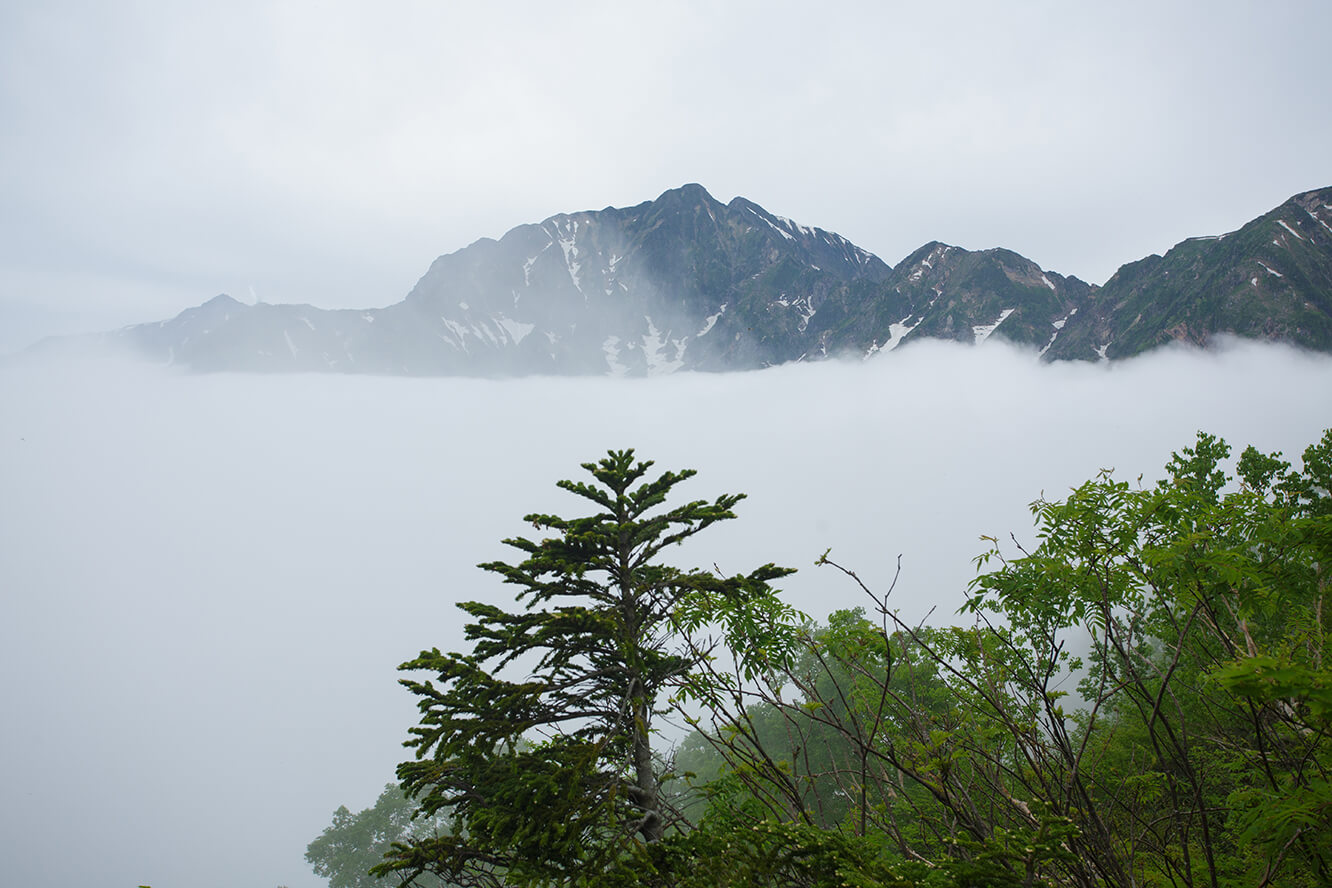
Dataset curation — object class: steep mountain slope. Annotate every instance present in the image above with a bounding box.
[87,183,1332,375]
[1046,187,1332,359]
[881,242,1090,354]
[392,183,895,374]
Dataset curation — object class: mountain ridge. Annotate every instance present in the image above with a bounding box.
[47,183,1332,374]
[1043,188,1332,359]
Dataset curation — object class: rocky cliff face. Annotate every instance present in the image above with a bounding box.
[101,183,1332,375]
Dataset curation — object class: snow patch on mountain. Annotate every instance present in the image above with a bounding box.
[442,318,471,350]
[558,233,582,293]
[909,244,951,281]
[773,214,816,239]
[523,242,551,286]
[1040,308,1077,358]
[884,316,919,352]
[642,317,685,375]
[603,335,629,376]
[698,304,726,337]
[798,297,817,332]
[747,206,794,241]
[973,309,1015,344]
[497,317,534,345]
[1278,220,1305,241]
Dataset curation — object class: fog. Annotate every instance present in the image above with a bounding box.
[2,339,1329,887]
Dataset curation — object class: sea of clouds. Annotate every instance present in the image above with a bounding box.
[2,337,1329,888]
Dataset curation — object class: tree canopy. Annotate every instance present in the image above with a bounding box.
[306,784,450,888]
[675,429,1332,887]
[309,430,1332,888]
[375,449,796,887]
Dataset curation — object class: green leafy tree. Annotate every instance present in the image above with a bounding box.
[679,429,1332,888]
[306,784,451,888]
[953,430,1332,886]
[676,600,1066,886]
[377,450,795,887]
[675,605,955,836]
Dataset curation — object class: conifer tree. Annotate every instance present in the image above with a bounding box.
[378,449,795,887]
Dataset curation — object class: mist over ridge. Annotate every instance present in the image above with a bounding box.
[49,182,1332,375]
[2,338,1330,888]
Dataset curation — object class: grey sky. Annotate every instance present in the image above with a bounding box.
[2,0,1329,353]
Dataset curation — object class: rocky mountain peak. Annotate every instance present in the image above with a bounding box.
[86,184,1332,375]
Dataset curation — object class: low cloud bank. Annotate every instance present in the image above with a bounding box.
[2,337,1328,888]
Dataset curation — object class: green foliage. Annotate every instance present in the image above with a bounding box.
[306,784,451,888]
[671,428,1332,888]
[349,430,1332,887]
[585,816,1059,888]
[954,429,1332,886]
[379,450,794,887]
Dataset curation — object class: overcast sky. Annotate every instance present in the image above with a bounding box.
[2,0,1329,353]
